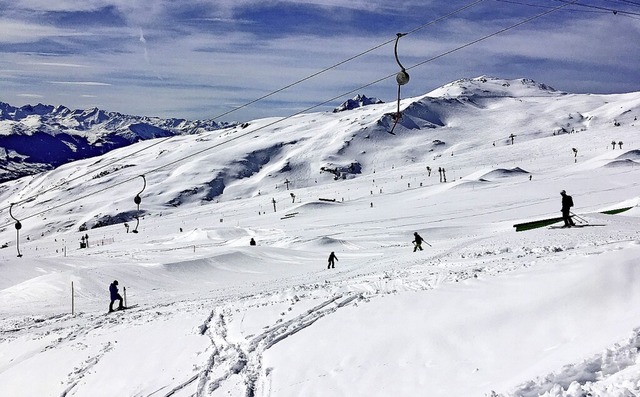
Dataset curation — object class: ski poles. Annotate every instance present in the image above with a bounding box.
[570,211,588,224]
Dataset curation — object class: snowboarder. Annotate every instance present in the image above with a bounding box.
[412,232,425,252]
[327,251,338,269]
[427,166,431,176]
[109,280,124,312]
[560,190,575,228]
[618,141,623,149]
[250,238,256,246]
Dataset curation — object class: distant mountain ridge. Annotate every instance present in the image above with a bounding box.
[333,94,384,112]
[0,102,231,183]
[427,76,561,99]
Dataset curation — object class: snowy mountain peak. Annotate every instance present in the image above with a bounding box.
[427,76,561,99]
[333,94,384,112]
[0,101,232,183]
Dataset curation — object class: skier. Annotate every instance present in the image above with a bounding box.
[327,251,338,269]
[109,280,124,313]
[560,190,575,228]
[412,232,425,252]
[250,238,256,246]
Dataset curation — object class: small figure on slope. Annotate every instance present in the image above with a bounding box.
[250,237,256,246]
[413,232,425,252]
[327,251,338,269]
[109,280,125,313]
[560,190,576,228]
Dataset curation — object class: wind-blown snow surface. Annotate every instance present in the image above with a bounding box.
[1,76,640,396]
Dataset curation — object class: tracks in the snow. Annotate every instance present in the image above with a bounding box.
[188,293,361,397]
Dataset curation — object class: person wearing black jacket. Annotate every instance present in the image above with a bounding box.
[561,190,576,228]
[327,251,338,269]
[109,280,124,312]
[413,232,425,252]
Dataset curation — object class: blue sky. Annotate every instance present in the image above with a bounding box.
[1,0,639,122]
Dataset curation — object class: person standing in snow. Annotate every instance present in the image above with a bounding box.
[560,190,575,228]
[250,238,256,246]
[412,232,425,252]
[327,251,338,269]
[109,280,124,312]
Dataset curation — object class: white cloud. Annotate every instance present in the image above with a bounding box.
[17,93,44,98]
[49,81,112,86]
[0,19,88,44]
[24,62,89,68]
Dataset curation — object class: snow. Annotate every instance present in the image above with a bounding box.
[1,76,640,396]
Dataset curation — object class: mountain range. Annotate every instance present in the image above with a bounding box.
[1,76,640,396]
[1,75,638,235]
[0,102,232,183]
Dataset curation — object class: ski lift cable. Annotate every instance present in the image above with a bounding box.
[553,0,640,16]
[209,0,488,122]
[495,0,606,13]
[0,0,487,217]
[0,0,583,229]
[498,0,640,14]
[0,137,175,214]
[404,0,581,75]
[610,0,640,8]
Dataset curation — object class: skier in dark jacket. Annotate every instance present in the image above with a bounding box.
[109,280,124,312]
[413,232,424,252]
[560,190,575,228]
[327,251,338,269]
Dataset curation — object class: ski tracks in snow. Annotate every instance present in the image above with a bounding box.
[192,293,361,397]
[60,341,114,397]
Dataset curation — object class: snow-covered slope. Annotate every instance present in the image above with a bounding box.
[0,102,230,183]
[1,76,640,396]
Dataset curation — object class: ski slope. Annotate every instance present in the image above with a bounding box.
[1,77,640,396]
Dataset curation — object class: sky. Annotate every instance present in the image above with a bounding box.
[1,0,639,122]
